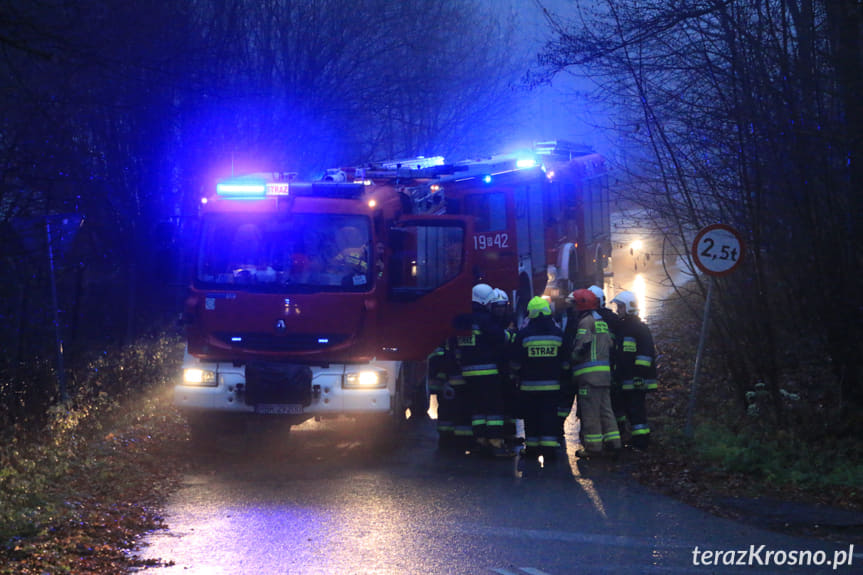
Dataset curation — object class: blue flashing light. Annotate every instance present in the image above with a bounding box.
[482,174,492,184]
[216,181,267,196]
[317,338,330,344]
[516,158,537,169]
[231,336,243,342]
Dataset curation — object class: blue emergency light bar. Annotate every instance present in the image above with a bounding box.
[216,181,267,196]
[215,175,366,200]
[215,179,293,198]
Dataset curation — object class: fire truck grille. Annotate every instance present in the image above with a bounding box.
[244,362,313,406]
[214,332,348,351]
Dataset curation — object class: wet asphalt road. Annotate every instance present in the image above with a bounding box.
[133,416,860,574]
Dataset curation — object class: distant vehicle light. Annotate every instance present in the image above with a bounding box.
[368,199,377,209]
[483,174,492,184]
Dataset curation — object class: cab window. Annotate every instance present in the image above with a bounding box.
[389,223,465,299]
[464,192,506,232]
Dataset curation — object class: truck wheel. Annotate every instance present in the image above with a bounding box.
[365,367,409,449]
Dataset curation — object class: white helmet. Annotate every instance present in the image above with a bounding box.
[472,283,495,306]
[611,290,639,316]
[488,288,509,305]
[588,285,606,307]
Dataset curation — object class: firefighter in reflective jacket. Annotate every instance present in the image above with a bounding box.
[330,225,368,276]
[569,289,621,456]
[427,341,462,449]
[455,283,511,457]
[510,297,570,461]
[488,288,520,446]
[610,290,658,450]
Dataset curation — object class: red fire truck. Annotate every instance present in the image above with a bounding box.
[177,164,477,436]
[176,141,610,436]
[361,140,612,318]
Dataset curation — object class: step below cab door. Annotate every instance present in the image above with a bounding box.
[377,215,475,360]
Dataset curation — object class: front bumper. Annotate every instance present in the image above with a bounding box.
[175,356,399,417]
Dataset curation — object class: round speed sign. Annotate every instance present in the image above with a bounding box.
[692,224,744,276]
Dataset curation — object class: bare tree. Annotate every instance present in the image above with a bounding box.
[533,0,863,431]
[172,0,522,180]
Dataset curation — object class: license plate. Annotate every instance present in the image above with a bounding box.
[255,404,303,415]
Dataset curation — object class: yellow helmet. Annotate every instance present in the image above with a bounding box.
[527,296,551,319]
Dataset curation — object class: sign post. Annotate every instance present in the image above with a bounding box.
[684,224,744,438]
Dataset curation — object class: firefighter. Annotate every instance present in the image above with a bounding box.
[558,292,581,444]
[588,285,623,438]
[488,288,520,446]
[610,290,658,450]
[510,297,570,461]
[569,288,621,456]
[489,289,516,331]
[330,225,369,277]
[455,283,512,457]
[427,341,462,449]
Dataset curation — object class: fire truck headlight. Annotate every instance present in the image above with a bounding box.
[183,368,217,386]
[343,370,387,389]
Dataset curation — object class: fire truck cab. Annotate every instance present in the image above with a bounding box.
[177,167,476,436]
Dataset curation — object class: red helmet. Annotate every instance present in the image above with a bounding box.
[568,289,599,311]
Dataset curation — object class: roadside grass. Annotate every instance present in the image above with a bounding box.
[0,333,188,574]
[693,423,862,492]
[635,291,863,516]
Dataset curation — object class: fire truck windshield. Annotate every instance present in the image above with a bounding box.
[196,213,372,292]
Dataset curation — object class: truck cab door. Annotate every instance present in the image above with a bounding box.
[377,215,475,360]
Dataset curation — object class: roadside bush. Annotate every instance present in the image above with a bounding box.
[0,331,186,572]
[0,358,60,431]
[649,289,863,508]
